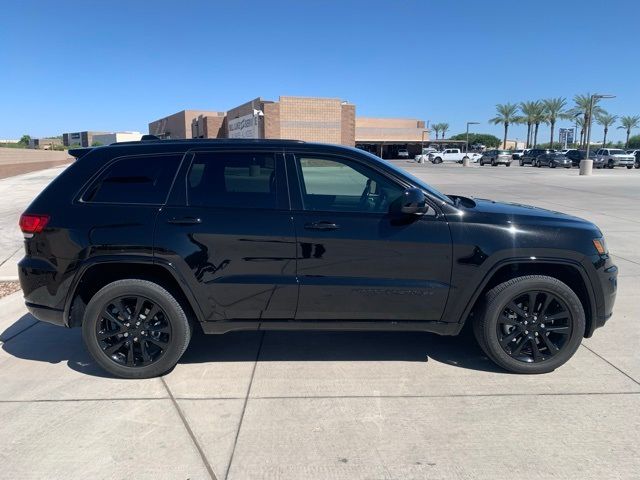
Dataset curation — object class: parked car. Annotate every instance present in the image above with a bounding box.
[511,149,525,160]
[19,138,617,378]
[429,148,481,164]
[479,150,512,166]
[414,147,438,163]
[521,149,554,166]
[626,149,640,168]
[535,152,573,168]
[564,149,584,167]
[397,148,410,158]
[594,148,635,169]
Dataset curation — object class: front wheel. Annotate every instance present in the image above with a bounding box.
[82,279,192,379]
[520,160,524,167]
[473,275,585,374]
[627,165,633,169]
[505,162,511,167]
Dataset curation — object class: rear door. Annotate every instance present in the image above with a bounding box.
[286,150,452,321]
[155,149,298,322]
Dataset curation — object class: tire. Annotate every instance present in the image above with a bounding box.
[520,160,524,167]
[491,160,496,166]
[506,162,511,167]
[607,160,614,169]
[635,162,640,169]
[82,279,192,379]
[434,157,442,164]
[473,275,585,374]
[550,162,556,168]
[627,165,633,169]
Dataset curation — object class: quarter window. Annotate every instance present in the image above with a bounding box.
[296,156,403,213]
[187,152,277,209]
[83,154,182,204]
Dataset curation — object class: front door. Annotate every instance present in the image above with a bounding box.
[155,150,298,322]
[287,152,452,321]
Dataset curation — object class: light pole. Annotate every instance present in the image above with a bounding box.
[466,122,480,153]
[421,129,429,152]
[581,94,615,176]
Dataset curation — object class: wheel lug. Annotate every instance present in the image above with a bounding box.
[123,332,129,337]
[125,323,130,328]
[524,330,529,334]
[141,331,146,335]
[535,332,539,336]
[540,324,545,328]
[524,321,528,325]
[134,337,138,342]
[136,322,140,326]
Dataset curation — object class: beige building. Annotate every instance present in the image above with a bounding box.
[149,96,427,158]
[149,110,224,139]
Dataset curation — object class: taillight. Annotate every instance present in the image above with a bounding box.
[19,214,50,234]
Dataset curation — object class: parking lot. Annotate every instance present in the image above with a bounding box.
[1,162,639,479]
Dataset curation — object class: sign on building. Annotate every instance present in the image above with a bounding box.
[228,111,262,139]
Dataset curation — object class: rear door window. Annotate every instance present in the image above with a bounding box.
[187,151,278,209]
[82,153,183,204]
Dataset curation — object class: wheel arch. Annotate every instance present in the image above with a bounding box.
[64,258,204,328]
[458,260,596,338]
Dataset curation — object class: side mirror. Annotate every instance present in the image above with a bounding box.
[400,188,428,215]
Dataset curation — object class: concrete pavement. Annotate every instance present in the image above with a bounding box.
[0,162,639,479]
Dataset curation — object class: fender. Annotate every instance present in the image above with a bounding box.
[62,255,205,326]
[449,256,597,333]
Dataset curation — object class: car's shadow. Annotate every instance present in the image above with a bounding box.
[1,314,506,378]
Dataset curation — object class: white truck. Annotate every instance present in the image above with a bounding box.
[429,148,481,164]
[594,148,635,169]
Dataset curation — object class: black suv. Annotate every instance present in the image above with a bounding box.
[520,148,553,166]
[19,139,617,378]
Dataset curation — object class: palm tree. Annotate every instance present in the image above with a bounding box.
[543,97,567,149]
[570,93,606,147]
[519,101,541,148]
[531,102,547,148]
[575,117,586,148]
[618,115,640,148]
[595,113,618,147]
[431,123,441,140]
[490,103,520,149]
[440,123,449,139]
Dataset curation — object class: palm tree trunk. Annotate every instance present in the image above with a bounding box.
[626,129,631,148]
[549,120,555,149]
[602,127,608,147]
[526,123,531,148]
[503,123,508,149]
[534,123,539,147]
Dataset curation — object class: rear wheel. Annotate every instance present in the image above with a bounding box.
[473,275,585,374]
[627,165,633,169]
[506,162,511,167]
[607,160,614,169]
[491,160,496,166]
[82,279,192,379]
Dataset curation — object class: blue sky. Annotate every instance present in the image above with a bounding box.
[1,0,638,143]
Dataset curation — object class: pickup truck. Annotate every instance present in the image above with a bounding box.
[429,148,482,164]
[594,148,636,169]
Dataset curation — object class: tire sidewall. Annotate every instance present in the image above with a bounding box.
[480,276,585,374]
[82,280,191,378]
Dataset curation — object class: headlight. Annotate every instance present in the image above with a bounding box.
[592,238,607,255]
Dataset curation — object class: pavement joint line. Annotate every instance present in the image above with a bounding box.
[0,320,39,344]
[610,253,640,267]
[0,247,21,268]
[1,391,639,405]
[581,343,640,386]
[224,331,265,480]
[160,376,218,480]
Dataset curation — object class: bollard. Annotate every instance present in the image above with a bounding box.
[579,159,593,176]
[462,157,470,167]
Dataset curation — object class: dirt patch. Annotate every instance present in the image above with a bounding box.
[0,281,21,298]
[0,159,71,179]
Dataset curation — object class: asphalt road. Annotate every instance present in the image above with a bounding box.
[0,161,638,479]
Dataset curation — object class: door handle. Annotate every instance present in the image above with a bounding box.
[167,217,202,225]
[304,221,340,231]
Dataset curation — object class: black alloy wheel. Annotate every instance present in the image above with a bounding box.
[496,291,572,363]
[82,279,192,378]
[96,296,171,367]
[473,275,585,374]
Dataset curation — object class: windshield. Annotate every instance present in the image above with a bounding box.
[360,150,453,204]
[497,150,509,154]
[609,149,626,155]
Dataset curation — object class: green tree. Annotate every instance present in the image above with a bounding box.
[569,93,606,147]
[431,123,441,140]
[519,101,542,148]
[595,113,618,147]
[490,103,520,149]
[627,135,640,149]
[440,123,449,139]
[449,133,501,148]
[91,141,104,146]
[530,102,547,148]
[618,115,640,148]
[543,97,567,148]
[18,134,31,145]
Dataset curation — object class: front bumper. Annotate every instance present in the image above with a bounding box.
[585,253,617,337]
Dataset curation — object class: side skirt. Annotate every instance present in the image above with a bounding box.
[200,320,462,336]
